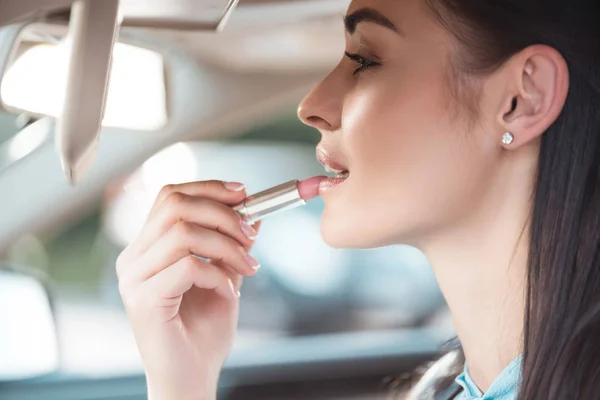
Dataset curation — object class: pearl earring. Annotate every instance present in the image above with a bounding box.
[502,132,514,145]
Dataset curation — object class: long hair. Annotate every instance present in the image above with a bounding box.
[423,0,600,398]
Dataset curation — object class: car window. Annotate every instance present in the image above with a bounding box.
[0,110,20,144]
[2,110,449,382]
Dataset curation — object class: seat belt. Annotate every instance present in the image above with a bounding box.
[435,381,464,400]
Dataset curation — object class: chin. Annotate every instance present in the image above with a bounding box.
[318,206,354,248]
[319,208,380,249]
[320,203,421,249]
[320,226,362,249]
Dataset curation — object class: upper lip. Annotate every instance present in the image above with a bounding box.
[316,146,348,173]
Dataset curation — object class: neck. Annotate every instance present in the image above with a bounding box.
[418,150,534,392]
[430,228,527,391]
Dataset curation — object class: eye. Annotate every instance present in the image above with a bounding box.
[344,51,381,76]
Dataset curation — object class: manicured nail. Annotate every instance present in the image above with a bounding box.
[224,182,246,191]
[240,219,258,240]
[228,279,241,298]
[245,254,261,270]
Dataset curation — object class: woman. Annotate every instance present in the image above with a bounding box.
[116,0,600,399]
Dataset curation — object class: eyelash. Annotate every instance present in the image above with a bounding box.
[344,51,381,75]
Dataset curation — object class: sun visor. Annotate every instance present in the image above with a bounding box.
[0,0,239,31]
[42,0,241,31]
[119,0,240,31]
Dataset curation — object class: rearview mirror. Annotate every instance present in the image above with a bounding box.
[0,267,58,380]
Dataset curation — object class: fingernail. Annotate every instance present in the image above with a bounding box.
[228,279,241,298]
[224,182,246,192]
[245,254,261,270]
[240,219,258,240]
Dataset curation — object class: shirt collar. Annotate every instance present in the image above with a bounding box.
[454,354,523,400]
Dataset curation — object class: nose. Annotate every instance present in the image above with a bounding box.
[297,71,343,132]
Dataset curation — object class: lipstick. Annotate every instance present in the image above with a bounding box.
[233,176,325,225]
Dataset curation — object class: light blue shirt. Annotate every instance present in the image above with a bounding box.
[454,355,522,400]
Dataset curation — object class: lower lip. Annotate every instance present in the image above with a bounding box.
[319,176,349,193]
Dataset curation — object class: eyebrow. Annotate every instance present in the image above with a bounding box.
[344,7,399,35]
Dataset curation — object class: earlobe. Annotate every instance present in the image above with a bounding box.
[499,45,569,149]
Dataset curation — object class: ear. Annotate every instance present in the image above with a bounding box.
[497,45,569,148]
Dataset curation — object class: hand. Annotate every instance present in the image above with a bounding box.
[116,181,261,400]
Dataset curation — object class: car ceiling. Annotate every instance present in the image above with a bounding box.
[13,0,348,74]
[138,0,348,73]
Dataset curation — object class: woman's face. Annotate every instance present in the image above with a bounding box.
[298,0,504,248]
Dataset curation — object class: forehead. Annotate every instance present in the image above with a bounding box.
[345,0,456,66]
[346,0,440,36]
[346,0,420,24]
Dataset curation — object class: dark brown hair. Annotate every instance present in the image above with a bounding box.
[423,0,600,398]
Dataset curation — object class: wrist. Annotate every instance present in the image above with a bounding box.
[146,365,221,400]
[147,384,217,400]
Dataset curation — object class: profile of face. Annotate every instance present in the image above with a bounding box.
[298,0,553,249]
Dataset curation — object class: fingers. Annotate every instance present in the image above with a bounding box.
[129,192,257,258]
[145,256,239,302]
[250,220,262,232]
[149,180,247,216]
[119,180,250,266]
[125,221,260,284]
[115,180,264,305]
[210,259,245,292]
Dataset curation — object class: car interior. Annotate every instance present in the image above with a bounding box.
[0,1,454,399]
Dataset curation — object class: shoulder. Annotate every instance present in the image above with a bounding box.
[406,350,463,400]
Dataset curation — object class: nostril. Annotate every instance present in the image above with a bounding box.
[304,115,333,130]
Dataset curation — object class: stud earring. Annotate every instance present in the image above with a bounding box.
[502,132,514,145]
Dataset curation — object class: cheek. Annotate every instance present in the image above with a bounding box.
[324,73,492,246]
[348,73,456,194]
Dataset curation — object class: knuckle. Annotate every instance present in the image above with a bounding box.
[122,289,143,312]
[173,220,197,239]
[199,180,228,194]
[164,191,188,208]
[115,250,129,278]
[218,243,242,265]
[192,197,212,214]
[212,211,235,232]
[158,184,177,200]
[179,257,198,278]
[226,237,245,254]
[203,179,222,187]
[223,205,241,222]
[117,278,133,303]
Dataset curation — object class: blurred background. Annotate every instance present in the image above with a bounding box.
[0,1,454,398]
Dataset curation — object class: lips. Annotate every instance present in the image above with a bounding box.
[316,146,350,193]
[316,146,348,173]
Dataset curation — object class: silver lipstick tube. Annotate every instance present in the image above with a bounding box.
[233,179,305,225]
